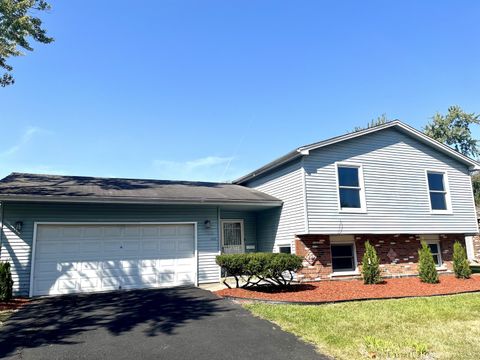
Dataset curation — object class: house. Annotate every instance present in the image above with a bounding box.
[0,120,478,296]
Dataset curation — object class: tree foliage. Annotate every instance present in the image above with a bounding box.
[471,173,480,206]
[0,261,13,301]
[452,241,472,279]
[424,105,480,159]
[418,241,439,284]
[352,114,391,132]
[0,0,53,86]
[361,241,382,284]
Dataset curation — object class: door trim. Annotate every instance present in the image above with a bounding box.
[29,221,198,297]
[220,219,245,254]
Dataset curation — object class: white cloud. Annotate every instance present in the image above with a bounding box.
[152,156,243,182]
[0,126,48,157]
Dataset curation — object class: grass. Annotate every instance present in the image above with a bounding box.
[244,293,480,360]
[0,310,13,326]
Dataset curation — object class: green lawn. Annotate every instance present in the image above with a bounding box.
[0,310,13,326]
[244,293,480,360]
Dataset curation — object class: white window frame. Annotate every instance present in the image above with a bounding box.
[335,162,367,213]
[329,235,359,276]
[277,245,292,254]
[425,239,443,268]
[425,170,452,214]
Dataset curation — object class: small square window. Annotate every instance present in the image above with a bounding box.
[278,246,291,254]
[331,244,356,272]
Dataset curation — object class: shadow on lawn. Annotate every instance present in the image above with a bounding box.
[0,287,228,358]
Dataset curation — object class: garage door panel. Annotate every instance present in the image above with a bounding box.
[62,226,83,239]
[80,278,99,291]
[159,226,176,236]
[159,239,176,251]
[124,226,141,236]
[33,224,196,295]
[81,261,100,271]
[141,240,158,252]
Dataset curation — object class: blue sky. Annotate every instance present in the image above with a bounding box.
[1,1,479,182]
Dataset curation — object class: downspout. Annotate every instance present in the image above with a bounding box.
[301,157,309,234]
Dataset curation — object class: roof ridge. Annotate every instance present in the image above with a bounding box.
[7,172,235,186]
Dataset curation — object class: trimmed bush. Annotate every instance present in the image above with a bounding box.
[453,241,472,279]
[216,252,303,288]
[0,261,13,301]
[361,241,382,284]
[418,241,439,284]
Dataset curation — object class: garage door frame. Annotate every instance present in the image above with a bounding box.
[29,221,198,297]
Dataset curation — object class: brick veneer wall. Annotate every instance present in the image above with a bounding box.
[295,234,465,281]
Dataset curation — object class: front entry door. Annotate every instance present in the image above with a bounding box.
[221,220,244,254]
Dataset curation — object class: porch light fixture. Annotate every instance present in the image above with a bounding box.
[14,221,23,233]
[204,220,211,229]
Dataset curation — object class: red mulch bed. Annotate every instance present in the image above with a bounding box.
[0,298,29,311]
[215,275,480,303]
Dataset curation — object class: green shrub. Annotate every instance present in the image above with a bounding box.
[216,252,303,288]
[418,241,439,284]
[453,241,472,279]
[361,241,382,284]
[0,261,13,301]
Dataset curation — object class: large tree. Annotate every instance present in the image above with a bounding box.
[424,105,480,159]
[424,106,480,205]
[0,0,53,87]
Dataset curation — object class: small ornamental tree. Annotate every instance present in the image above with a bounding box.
[361,241,382,284]
[0,261,13,301]
[453,241,472,279]
[418,241,439,284]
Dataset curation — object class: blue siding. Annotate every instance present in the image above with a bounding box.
[245,160,305,252]
[0,202,221,295]
[304,128,478,234]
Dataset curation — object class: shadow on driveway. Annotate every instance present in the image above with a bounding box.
[0,287,325,360]
[0,287,225,357]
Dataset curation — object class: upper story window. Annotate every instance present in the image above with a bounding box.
[336,163,366,212]
[426,171,450,213]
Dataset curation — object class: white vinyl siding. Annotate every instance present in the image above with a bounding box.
[304,128,478,234]
[0,202,220,295]
[246,160,306,252]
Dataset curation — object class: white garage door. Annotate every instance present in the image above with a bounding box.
[31,223,196,296]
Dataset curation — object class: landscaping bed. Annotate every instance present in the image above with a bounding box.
[0,298,29,311]
[216,274,480,303]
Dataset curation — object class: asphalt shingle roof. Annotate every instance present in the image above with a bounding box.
[0,173,281,205]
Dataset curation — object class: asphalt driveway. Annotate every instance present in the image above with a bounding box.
[0,287,327,360]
